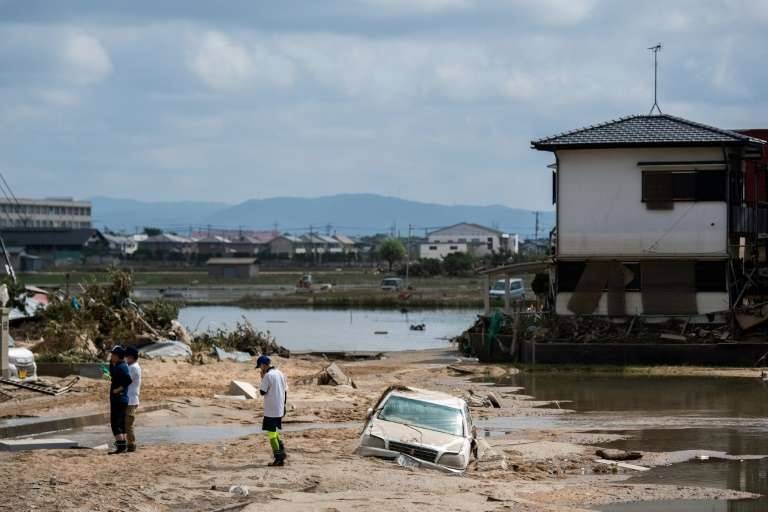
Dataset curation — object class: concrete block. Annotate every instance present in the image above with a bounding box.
[229,380,258,399]
[0,438,78,451]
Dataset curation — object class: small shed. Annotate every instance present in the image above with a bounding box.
[206,257,259,279]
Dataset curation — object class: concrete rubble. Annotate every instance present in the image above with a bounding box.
[229,380,259,399]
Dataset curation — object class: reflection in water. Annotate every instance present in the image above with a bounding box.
[179,306,479,352]
[487,373,768,512]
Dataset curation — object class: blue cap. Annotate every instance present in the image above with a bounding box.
[111,345,126,358]
[256,355,271,367]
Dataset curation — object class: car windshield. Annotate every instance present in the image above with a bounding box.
[378,395,464,436]
[493,281,521,291]
[382,279,399,285]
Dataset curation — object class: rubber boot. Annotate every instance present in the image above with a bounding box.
[109,440,127,455]
[127,444,137,453]
[278,440,287,460]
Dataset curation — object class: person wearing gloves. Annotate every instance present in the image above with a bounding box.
[256,355,288,466]
[108,345,132,455]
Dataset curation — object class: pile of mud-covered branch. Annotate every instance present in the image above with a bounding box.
[13,269,289,363]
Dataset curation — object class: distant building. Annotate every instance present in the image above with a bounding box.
[269,235,304,258]
[206,257,259,279]
[419,222,518,259]
[138,233,194,259]
[103,233,139,257]
[0,197,91,229]
[1,228,107,267]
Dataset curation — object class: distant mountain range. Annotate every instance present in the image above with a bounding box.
[91,194,554,238]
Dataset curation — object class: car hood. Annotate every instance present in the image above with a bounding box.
[9,347,34,361]
[368,418,468,453]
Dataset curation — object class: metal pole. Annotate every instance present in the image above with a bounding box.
[405,224,412,289]
[483,274,490,315]
[0,308,9,378]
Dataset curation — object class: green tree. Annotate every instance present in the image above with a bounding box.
[143,227,163,237]
[378,239,406,272]
[443,252,475,277]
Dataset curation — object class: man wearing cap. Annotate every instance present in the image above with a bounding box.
[257,355,288,466]
[108,346,132,455]
[125,346,142,453]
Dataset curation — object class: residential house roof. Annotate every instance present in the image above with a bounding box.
[143,233,191,244]
[428,222,503,237]
[206,257,259,265]
[531,114,767,151]
[1,228,106,247]
[333,234,356,245]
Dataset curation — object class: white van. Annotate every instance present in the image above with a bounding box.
[488,278,525,300]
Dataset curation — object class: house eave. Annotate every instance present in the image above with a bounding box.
[531,141,750,152]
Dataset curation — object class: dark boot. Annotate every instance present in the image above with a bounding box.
[127,444,137,453]
[278,440,287,460]
[109,440,127,455]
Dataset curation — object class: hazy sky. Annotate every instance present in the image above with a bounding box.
[1,0,766,210]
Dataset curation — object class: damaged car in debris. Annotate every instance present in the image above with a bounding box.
[356,385,475,472]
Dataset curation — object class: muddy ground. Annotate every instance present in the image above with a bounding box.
[0,350,759,512]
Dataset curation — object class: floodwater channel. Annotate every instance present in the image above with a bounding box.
[485,373,768,512]
[178,306,479,352]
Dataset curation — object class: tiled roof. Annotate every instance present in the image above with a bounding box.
[531,114,766,150]
[2,228,105,247]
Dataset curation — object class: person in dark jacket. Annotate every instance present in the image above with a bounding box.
[108,345,132,455]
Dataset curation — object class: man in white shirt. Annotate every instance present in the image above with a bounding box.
[257,355,287,466]
[125,346,142,453]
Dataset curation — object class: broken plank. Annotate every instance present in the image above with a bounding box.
[594,458,650,471]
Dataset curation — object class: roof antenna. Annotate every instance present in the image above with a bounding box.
[648,43,662,115]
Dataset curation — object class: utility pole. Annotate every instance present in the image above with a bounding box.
[405,224,413,289]
[534,211,540,241]
[308,225,318,265]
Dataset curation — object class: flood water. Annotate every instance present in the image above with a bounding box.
[489,373,768,512]
[178,306,478,352]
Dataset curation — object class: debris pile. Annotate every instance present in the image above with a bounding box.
[191,317,290,358]
[315,362,356,388]
[19,269,181,361]
[456,312,733,357]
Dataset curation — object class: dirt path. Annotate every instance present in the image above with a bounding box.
[0,350,757,511]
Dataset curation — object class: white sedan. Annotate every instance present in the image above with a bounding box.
[356,386,475,471]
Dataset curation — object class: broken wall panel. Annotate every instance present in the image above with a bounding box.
[640,261,697,315]
[567,261,611,314]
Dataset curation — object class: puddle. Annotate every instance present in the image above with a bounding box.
[598,498,754,512]
[482,373,768,511]
[33,421,361,447]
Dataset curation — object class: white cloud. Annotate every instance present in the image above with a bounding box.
[190,31,295,91]
[60,33,112,85]
[354,0,473,14]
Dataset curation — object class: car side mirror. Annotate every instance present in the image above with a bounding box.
[366,407,374,419]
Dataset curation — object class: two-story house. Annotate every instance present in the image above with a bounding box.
[532,114,765,318]
[419,222,518,259]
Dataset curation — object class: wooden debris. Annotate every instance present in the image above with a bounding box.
[316,363,356,388]
[595,448,642,461]
[594,459,650,471]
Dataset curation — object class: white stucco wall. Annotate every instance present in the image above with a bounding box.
[555,291,729,316]
[557,147,727,257]
[419,242,468,259]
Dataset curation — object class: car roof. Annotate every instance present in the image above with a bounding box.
[495,278,523,283]
[388,386,466,410]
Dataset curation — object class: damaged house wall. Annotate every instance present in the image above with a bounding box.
[554,147,729,317]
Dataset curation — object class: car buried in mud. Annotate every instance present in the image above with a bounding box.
[356,386,475,472]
